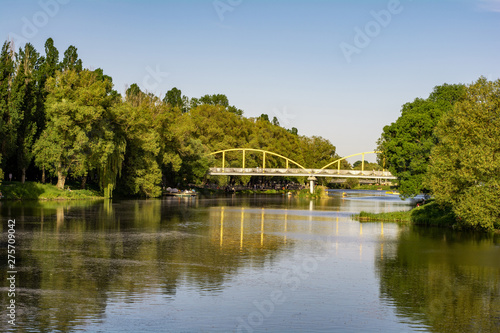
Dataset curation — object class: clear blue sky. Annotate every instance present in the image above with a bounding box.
[2,0,499,161]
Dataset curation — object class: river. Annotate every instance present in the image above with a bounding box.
[1,190,499,332]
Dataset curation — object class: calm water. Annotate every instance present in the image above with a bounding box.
[0,190,499,332]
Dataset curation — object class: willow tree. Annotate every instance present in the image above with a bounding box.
[114,86,163,198]
[426,77,500,231]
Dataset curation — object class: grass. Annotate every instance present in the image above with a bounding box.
[0,181,103,200]
[355,210,412,223]
[354,201,457,226]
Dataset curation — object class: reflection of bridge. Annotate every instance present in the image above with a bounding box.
[213,206,386,255]
[208,149,395,179]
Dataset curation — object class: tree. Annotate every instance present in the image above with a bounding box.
[114,89,163,197]
[163,87,190,113]
[33,69,117,190]
[194,94,243,116]
[0,41,16,180]
[259,114,269,122]
[163,87,182,107]
[43,38,59,78]
[272,116,280,126]
[377,84,466,198]
[353,160,382,171]
[11,43,41,183]
[59,45,82,72]
[426,77,500,231]
[36,38,60,183]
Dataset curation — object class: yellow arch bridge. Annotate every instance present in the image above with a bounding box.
[207,148,395,179]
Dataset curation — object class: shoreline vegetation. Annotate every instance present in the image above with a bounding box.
[0,181,331,200]
[0,181,103,200]
[354,201,500,233]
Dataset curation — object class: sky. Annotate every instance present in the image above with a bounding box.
[2,0,499,162]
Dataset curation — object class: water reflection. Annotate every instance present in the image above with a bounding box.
[376,227,500,332]
[0,195,498,332]
[1,198,338,332]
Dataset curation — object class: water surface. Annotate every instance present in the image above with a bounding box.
[1,191,498,332]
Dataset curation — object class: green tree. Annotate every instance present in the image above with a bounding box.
[427,77,500,231]
[272,116,280,126]
[36,38,60,182]
[158,104,211,186]
[59,45,82,72]
[163,87,182,107]
[353,161,382,171]
[259,114,269,122]
[0,41,16,180]
[378,84,465,198]
[163,87,190,113]
[11,43,41,183]
[194,94,243,116]
[114,87,163,197]
[33,69,118,190]
[298,135,338,169]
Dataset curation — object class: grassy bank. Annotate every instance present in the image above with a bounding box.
[354,201,460,228]
[356,210,412,223]
[0,181,103,200]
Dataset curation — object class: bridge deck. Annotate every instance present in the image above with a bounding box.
[209,168,396,179]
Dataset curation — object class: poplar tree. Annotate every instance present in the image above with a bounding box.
[11,43,40,183]
[0,41,16,179]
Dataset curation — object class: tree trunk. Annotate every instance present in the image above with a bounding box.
[81,175,87,189]
[56,168,66,189]
[21,168,26,183]
[41,166,46,184]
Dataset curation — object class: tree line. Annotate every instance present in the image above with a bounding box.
[0,38,342,198]
[378,78,500,231]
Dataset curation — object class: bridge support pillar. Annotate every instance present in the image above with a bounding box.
[307,176,317,194]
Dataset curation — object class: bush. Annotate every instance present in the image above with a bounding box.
[0,181,102,200]
[410,201,456,227]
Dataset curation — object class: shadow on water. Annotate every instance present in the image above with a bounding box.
[376,226,500,332]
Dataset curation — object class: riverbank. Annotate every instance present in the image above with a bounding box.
[0,181,103,200]
[354,201,454,225]
[354,201,499,232]
[356,210,412,223]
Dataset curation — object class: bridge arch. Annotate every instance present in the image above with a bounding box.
[208,148,308,172]
[320,151,381,173]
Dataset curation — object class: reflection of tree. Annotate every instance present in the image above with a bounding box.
[0,199,300,332]
[376,227,500,332]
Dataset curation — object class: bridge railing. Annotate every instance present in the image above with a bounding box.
[207,149,395,178]
[208,167,396,179]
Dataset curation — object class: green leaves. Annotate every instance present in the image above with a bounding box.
[34,68,120,191]
[378,84,466,198]
[427,77,500,231]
